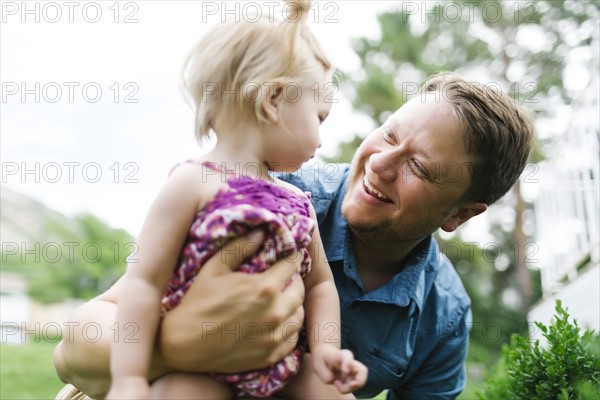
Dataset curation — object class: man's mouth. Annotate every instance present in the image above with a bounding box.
[363,176,393,203]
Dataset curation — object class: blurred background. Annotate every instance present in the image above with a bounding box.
[1,1,599,398]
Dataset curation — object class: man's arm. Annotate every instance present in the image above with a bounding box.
[54,294,123,400]
[54,234,305,399]
[387,308,471,400]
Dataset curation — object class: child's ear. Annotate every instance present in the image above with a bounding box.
[261,82,284,123]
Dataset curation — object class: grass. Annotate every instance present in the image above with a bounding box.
[0,341,483,400]
[1,340,64,400]
[1,340,383,400]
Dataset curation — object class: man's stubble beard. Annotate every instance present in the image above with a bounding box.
[341,201,403,248]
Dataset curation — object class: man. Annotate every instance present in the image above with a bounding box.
[54,72,534,399]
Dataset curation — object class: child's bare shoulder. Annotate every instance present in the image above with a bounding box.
[273,176,306,197]
[167,158,228,209]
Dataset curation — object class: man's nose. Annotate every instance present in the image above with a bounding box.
[369,150,399,183]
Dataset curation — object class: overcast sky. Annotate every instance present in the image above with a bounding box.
[1,1,398,235]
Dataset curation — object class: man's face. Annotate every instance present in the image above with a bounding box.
[342,94,477,247]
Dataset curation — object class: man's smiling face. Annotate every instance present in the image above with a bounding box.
[342,94,480,247]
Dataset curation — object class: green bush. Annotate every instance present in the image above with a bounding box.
[476,300,599,400]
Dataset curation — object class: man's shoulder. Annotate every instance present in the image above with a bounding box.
[432,256,469,296]
[424,239,472,329]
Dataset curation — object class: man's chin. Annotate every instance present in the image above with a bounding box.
[344,211,388,238]
[341,199,364,230]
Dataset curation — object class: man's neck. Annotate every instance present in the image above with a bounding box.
[350,231,423,293]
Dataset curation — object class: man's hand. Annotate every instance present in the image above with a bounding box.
[160,230,306,373]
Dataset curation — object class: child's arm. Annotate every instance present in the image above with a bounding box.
[107,165,210,400]
[302,204,368,394]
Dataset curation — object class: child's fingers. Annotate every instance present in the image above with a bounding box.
[334,359,368,393]
[337,349,355,376]
[347,361,369,389]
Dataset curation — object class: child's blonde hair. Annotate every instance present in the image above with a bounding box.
[182,0,332,142]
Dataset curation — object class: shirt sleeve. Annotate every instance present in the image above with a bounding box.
[387,307,472,400]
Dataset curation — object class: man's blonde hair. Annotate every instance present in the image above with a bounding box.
[182,0,332,141]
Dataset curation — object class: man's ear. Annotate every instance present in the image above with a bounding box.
[261,82,284,123]
[441,202,487,232]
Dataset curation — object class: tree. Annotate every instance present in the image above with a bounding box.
[3,213,131,303]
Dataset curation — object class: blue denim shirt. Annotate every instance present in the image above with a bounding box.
[279,164,472,399]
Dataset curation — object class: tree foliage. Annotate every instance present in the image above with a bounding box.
[346,0,598,127]
[3,213,131,303]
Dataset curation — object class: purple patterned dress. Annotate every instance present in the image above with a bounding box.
[160,162,315,397]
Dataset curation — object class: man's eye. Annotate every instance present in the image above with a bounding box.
[410,159,430,180]
[383,128,394,141]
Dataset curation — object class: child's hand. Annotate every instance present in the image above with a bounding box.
[311,344,368,394]
[106,376,151,400]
